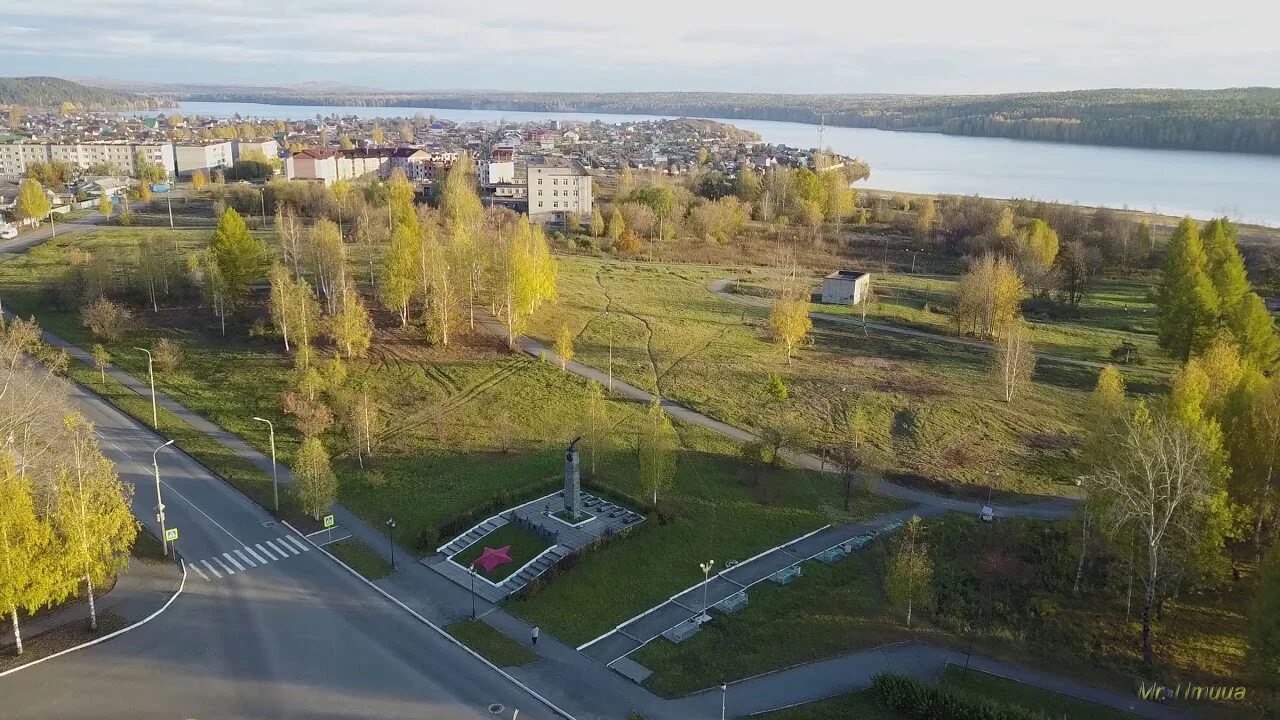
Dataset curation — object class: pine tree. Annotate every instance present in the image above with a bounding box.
[1203,218,1249,315]
[1157,218,1221,361]
[1230,293,1279,370]
[208,208,265,307]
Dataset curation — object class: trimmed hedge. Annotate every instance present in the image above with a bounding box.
[872,673,1050,720]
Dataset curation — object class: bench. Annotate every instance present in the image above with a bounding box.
[876,520,904,536]
[771,564,802,584]
[717,591,749,613]
[662,617,702,644]
[816,546,848,565]
[848,533,875,550]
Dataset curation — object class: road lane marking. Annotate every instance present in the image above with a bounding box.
[221,553,244,571]
[189,564,209,581]
[273,538,299,556]
[212,557,235,574]
[202,560,222,578]
[108,442,134,461]
[265,539,289,557]
[255,543,277,560]
[286,536,309,553]
[242,545,266,564]
[160,480,243,545]
[233,549,255,567]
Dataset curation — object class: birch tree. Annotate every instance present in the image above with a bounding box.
[294,437,337,521]
[276,206,304,279]
[52,416,137,631]
[884,515,932,628]
[583,381,606,476]
[268,263,294,352]
[307,219,346,314]
[638,399,677,506]
[992,319,1035,402]
[379,223,416,326]
[769,294,812,365]
[0,453,52,654]
[329,280,373,359]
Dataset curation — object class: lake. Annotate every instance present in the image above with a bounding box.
[169,101,1280,226]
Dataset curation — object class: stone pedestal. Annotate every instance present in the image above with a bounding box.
[565,439,581,520]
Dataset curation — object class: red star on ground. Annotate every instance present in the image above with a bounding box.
[473,545,513,573]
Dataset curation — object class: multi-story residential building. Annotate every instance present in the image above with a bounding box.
[0,141,174,179]
[175,141,234,178]
[285,148,391,185]
[526,156,592,226]
[233,138,280,161]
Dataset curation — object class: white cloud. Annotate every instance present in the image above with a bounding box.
[0,0,1276,92]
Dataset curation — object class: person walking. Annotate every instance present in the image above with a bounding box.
[531,626,540,646]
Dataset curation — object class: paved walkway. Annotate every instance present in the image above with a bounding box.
[708,278,1169,378]
[1,556,182,651]
[669,640,1189,719]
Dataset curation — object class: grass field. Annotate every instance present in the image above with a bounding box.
[939,666,1141,720]
[757,689,897,719]
[450,523,552,582]
[522,256,1104,497]
[446,620,539,667]
[326,538,393,580]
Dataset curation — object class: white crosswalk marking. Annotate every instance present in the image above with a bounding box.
[189,563,209,581]
[234,549,256,568]
[274,538,299,556]
[286,536,309,553]
[265,539,289,557]
[255,543,277,561]
[242,546,266,564]
[201,560,221,578]
[222,553,244,571]
[212,557,234,574]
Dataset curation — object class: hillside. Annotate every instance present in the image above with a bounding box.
[159,84,1280,155]
[0,76,166,110]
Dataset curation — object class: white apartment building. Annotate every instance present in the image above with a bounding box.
[0,141,174,179]
[233,138,280,161]
[526,156,592,225]
[175,141,234,178]
[482,160,516,185]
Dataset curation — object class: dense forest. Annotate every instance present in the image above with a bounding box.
[0,77,167,111]
[168,85,1280,155]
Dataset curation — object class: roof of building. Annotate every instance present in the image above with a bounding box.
[824,270,867,281]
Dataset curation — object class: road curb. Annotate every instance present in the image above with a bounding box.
[0,560,188,679]
[282,520,577,720]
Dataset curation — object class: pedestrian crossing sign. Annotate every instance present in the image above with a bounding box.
[323,514,335,529]
[165,527,179,542]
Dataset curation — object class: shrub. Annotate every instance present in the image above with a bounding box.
[872,673,1050,720]
[152,338,183,372]
[81,297,133,342]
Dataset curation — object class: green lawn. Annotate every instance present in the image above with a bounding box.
[940,666,1141,720]
[446,620,539,667]
[756,690,900,720]
[523,256,1105,497]
[632,544,909,697]
[326,538,393,580]
[450,523,552,582]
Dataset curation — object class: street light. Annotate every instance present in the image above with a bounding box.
[605,310,613,393]
[166,185,174,228]
[133,346,157,429]
[469,564,478,619]
[153,439,175,557]
[720,683,728,720]
[906,248,924,274]
[699,560,715,617]
[252,417,278,514]
[385,517,396,570]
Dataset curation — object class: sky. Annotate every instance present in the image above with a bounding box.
[1,0,1277,94]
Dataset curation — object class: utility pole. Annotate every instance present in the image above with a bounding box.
[166,185,174,228]
[153,439,175,556]
[253,416,278,514]
[606,310,613,393]
[134,346,158,429]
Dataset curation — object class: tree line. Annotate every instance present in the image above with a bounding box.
[0,318,137,656]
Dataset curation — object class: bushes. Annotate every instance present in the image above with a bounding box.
[872,673,1050,720]
[81,297,133,342]
[152,338,183,372]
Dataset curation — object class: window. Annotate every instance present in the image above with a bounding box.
[553,202,559,208]
[538,190,542,196]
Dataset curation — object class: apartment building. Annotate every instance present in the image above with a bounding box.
[526,156,592,225]
[285,148,391,186]
[175,141,234,178]
[233,138,280,161]
[0,141,174,179]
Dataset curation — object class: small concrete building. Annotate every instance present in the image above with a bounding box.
[175,141,234,178]
[821,270,870,305]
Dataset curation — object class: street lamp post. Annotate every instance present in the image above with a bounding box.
[385,517,396,570]
[153,439,175,556]
[166,185,174,228]
[469,564,478,619]
[605,310,613,393]
[134,347,157,429]
[252,417,278,514]
[699,560,715,617]
[907,248,923,274]
[720,683,727,720]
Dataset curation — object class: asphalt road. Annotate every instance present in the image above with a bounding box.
[2,379,555,719]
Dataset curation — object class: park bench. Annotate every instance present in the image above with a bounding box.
[663,617,702,644]
[816,546,848,565]
[717,591,749,613]
[876,520,904,536]
[771,564,802,584]
[848,533,875,550]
